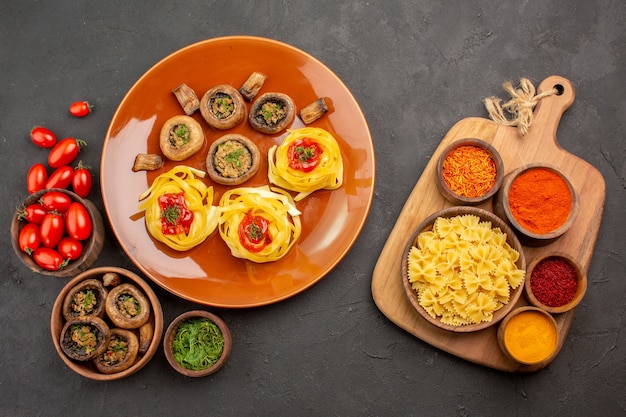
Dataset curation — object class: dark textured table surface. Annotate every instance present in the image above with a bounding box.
[1,2,624,416]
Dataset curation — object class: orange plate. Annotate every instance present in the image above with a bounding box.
[100,36,375,308]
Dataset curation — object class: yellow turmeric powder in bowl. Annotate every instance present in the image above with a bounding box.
[499,307,558,365]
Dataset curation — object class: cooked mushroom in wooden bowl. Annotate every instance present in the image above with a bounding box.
[51,267,163,381]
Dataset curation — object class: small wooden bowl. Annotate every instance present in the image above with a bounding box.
[435,138,504,205]
[51,267,163,381]
[164,310,232,377]
[497,306,559,366]
[524,253,587,314]
[11,188,105,277]
[493,164,579,247]
[401,206,526,333]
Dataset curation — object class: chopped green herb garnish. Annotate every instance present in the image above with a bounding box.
[295,146,315,162]
[83,290,95,308]
[162,205,180,225]
[224,147,245,167]
[172,318,224,371]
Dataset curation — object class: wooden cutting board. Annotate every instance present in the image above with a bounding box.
[371,75,606,372]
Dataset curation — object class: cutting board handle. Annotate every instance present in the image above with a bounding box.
[531,75,575,144]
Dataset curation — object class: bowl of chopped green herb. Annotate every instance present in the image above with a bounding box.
[164,310,232,377]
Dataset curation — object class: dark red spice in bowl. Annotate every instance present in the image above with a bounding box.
[524,254,587,314]
[530,257,577,307]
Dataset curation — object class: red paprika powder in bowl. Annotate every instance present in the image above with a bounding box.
[524,253,587,314]
[493,164,578,246]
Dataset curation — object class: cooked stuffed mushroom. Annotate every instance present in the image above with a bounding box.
[105,283,151,329]
[62,278,108,322]
[159,115,204,161]
[94,328,140,374]
[206,134,261,185]
[60,316,110,361]
[200,84,246,130]
[248,92,295,134]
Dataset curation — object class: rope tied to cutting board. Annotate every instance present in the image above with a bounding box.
[484,78,559,136]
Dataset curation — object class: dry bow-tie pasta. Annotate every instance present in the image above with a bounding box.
[407,214,525,326]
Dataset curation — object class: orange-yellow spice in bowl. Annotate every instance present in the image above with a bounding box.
[498,307,558,365]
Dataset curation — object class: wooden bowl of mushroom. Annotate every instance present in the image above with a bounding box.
[50,267,163,381]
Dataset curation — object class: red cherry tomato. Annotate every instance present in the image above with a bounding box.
[32,247,67,271]
[30,126,57,148]
[27,163,48,194]
[17,203,47,224]
[57,236,83,260]
[39,191,72,212]
[18,223,41,255]
[46,165,74,189]
[65,202,92,241]
[48,137,87,168]
[238,211,272,253]
[69,101,93,117]
[287,137,323,172]
[72,161,93,197]
[40,213,65,248]
[158,193,193,235]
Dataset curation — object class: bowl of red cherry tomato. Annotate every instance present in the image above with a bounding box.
[11,188,105,277]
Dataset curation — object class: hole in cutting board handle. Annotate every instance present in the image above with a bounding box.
[553,84,564,95]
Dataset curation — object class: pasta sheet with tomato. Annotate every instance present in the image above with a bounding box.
[268,127,343,201]
[138,165,219,251]
[218,186,302,263]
